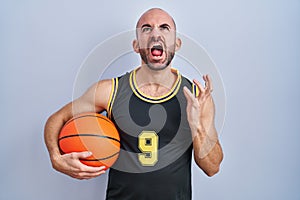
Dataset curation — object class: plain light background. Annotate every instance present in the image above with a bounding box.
[1,0,299,200]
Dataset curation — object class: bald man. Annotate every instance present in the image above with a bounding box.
[44,8,223,200]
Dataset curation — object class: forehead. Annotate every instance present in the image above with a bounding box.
[136,9,175,28]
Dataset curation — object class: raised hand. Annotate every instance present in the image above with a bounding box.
[183,75,222,176]
[183,74,215,137]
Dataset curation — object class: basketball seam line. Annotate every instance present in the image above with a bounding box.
[64,114,114,127]
[58,133,120,143]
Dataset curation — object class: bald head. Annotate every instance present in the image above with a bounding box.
[132,8,181,71]
[136,8,176,30]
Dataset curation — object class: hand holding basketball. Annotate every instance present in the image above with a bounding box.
[53,112,120,179]
[51,151,106,180]
[58,113,120,169]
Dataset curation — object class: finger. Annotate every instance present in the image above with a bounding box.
[72,152,108,171]
[75,169,106,180]
[183,86,193,100]
[183,86,191,97]
[67,152,107,172]
[203,74,207,82]
[66,151,92,161]
[85,170,106,179]
[75,151,93,159]
[205,74,213,92]
[73,164,106,179]
[80,164,106,172]
[203,74,213,93]
[193,79,205,95]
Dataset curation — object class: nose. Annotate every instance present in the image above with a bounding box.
[150,27,162,41]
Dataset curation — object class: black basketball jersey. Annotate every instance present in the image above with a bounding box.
[105,68,198,200]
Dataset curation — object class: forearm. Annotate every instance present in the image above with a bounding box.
[44,116,63,159]
[44,104,73,161]
[192,126,223,177]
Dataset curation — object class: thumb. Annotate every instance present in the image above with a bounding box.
[183,86,193,102]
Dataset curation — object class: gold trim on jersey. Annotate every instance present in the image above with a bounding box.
[107,78,118,119]
[192,82,200,97]
[129,68,182,104]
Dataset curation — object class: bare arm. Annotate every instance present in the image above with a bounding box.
[44,79,112,179]
[191,126,223,176]
[183,75,223,177]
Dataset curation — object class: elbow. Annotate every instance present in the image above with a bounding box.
[204,156,223,177]
[195,160,221,177]
[204,166,220,177]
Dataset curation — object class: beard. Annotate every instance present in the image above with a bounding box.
[139,50,175,71]
[139,38,176,71]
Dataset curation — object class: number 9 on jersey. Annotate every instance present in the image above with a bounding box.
[138,131,159,166]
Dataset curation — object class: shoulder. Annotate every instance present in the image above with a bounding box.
[96,79,113,91]
[76,79,114,112]
[94,79,114,108]
[94,75,128,112]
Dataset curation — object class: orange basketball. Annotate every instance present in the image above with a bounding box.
[58,112,120,169]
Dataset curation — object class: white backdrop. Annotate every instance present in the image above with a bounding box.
[1,0,300,200]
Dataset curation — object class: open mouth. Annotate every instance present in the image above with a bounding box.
[151,44,163,57]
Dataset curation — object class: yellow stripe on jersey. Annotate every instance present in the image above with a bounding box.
[192,83,200,97]
[107,78,118,119]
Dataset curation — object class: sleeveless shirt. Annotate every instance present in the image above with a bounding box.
[105,68,198,200]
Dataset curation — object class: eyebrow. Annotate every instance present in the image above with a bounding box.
[160,23,171,28]
[141,23,172,29]
[141,24,151,29]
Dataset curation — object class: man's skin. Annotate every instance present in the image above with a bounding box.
[44,8,223,180]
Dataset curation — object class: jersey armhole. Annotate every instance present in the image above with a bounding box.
[107,77,119,119]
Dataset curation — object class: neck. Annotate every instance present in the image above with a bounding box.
[136,64,176,88]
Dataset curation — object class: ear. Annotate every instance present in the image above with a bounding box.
[175,37,182,51]
[132,39,140,53]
